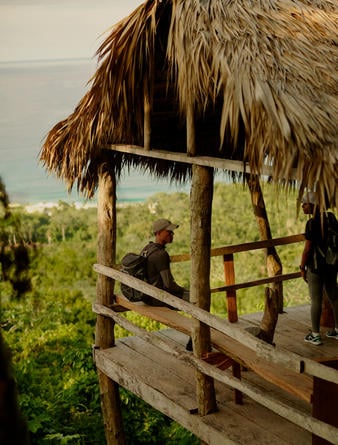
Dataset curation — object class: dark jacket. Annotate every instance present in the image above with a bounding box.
[140,242,185,304]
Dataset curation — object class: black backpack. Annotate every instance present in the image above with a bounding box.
[120,244,158,302]
[316,213,338,268]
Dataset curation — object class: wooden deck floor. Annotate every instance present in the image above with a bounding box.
[94,305,338,445]
[243,304,338,360]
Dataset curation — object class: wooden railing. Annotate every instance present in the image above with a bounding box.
[93,233,338,444]
[171,233,305,322]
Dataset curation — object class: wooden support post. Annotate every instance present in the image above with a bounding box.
[246,174,282,343]
[190,164,218,416]
[223,254,243,403]
[223,253,238,322]
[95,169,125,445]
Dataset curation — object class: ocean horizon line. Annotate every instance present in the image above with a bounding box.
[8,183,192,212]
[0,57,94,68]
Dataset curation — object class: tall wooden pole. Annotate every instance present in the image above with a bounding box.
[190,164,218,416]
[95,169,125,445]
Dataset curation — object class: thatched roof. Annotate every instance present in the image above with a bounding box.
[40,0,337,208]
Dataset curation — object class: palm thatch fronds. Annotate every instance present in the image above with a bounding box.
[40,0,337,207]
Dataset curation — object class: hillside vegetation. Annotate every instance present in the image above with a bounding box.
[1,182,310,444]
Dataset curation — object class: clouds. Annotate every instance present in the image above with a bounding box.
[0,0,142,62]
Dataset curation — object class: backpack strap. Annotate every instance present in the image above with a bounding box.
[141,242,161,258]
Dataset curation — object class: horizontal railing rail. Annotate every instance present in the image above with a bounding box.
[93,263,338,385]
[170,234,305,262]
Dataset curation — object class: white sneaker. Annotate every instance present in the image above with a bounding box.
[304,332,322,345]
[326,330,338,339]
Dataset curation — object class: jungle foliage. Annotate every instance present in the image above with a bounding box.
[1,182,309,444]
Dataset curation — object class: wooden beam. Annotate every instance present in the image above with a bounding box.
[95,299,313,403]
[170,234,305,263]
[211,271,301,293]
[93,303,338,443]
[190,164,217,415]
[107,144,299,179]
[95,345,231,445]
[93,264,338,385]
[96,172,116,347]
[95,171,126,445]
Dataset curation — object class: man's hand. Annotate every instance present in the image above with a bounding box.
[300,266,307,282]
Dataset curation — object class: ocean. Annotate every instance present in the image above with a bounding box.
[0,59,189,206]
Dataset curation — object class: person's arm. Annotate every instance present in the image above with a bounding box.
[160,268,185,297]
[300,239,312,281]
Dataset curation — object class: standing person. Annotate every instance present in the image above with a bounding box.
[300,191,338,345]
[141,218,189,306]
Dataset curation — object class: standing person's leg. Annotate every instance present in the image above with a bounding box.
[324,267,338,338]
[305,269,323,345]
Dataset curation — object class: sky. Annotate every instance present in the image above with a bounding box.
[0,0,143,62]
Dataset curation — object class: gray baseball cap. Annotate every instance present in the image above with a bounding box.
[153,218,179,234]
[301,191,317,205]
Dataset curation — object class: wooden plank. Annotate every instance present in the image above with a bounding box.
[112,296,193,331]
[239,367,310,414]
[95,340,234,444]
[95,337,312,445]
[244,308,338,361]
[94,304,338,442]
[212,380,311,445]
[159,327,307,409]
[170,234,305,262]
[157,330,338,444]
[95,347,229,444]
[210,271,301,293]
[157,327,191,346]
[111,296,313,403]
[94,263,338,384]
[108,144,299,179]
[198,397,311,445]
[211,329,313,404]
[118,338,198,410]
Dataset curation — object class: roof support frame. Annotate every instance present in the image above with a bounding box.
[107,144,298,180]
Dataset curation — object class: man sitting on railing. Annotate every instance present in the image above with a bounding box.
[141,218,190,307]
